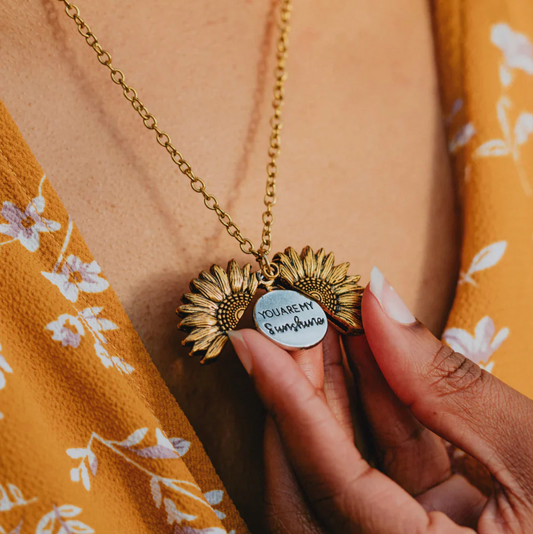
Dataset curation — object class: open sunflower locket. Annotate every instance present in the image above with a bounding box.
[177,246,364,364]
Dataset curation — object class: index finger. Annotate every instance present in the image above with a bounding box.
[229,329,468,534]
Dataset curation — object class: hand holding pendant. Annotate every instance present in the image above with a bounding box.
[177,246,364,363]
[228,267,533,533]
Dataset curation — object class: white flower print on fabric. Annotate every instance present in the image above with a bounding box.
[41,217,109,303]
[170,437,191,457]
[474,97,533,195]
[491,23,533,86]
[0,344,13,419]
[459,241,507,286]
[93,341,133,374]
[445,98,463,125]
[179,528,228,534]
[0,522,22,534]
[78,308,117,344]
[42,255,109,303]
[67,428,218,525]
[164,498,196,527]
[0,345,13,419]
[0,351,12,391]
[443,316,509,373]
[514,112,533,144]
[46,314,85,348]
[448,123,476,153]
[36,505,93,534]
[0,196,60,252]
[164,500,230,534]
[0,483,36,512]
[80,307,132,374]
[446,97,476,154]
[204,490,226,521]
[0,175,60,252]
[46,308,133,374]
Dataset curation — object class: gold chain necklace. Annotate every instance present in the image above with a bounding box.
[58,0,364,363]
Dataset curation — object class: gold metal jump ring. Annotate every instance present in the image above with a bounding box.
[258,254,279,281]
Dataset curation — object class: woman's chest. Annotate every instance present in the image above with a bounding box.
[1,0,459,527]
[1,0,459,331]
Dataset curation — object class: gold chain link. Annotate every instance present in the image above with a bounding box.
[57,0,291,271]
[259,0,291,258]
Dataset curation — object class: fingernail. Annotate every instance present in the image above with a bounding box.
[369,266,416,325]
[228,330,253,374]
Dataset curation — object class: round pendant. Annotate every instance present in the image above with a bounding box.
[253,289,328,351]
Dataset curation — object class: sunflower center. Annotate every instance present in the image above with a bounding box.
[294,278,337,310]
[217,293,252,332]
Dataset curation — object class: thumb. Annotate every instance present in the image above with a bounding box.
[363,267,533,488]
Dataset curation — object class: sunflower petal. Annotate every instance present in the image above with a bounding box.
[192,279,225,302]
[338,293,362,305]
[327,262,349,284]
[241,264,249,292]
[344,275,362,285]
[321,252,335,281]
[182,293,218,311]
[180,313,218,329]
[248,271,259,294]
[228,259,243,293]
[336,309,357,323]
[183,326,220,344]
[287,247,305,279]
[201,334,229,364]
[302,246,316,278]
[192,330,221,353]
[200,270,218,286]
[315,248,326,277]
[179,304,217,316]
[333,282,360,295]
[211,264,232,296]
[276,254,299,284]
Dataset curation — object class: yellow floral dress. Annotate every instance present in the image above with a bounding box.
[1,1,533,532]
[0,96,246,534]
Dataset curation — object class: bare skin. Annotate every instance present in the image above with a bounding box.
[0,0,458,528]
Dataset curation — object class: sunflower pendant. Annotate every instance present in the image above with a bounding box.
[177,247,364,364]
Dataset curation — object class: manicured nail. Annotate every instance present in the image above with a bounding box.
[369,266,416,325]
[228,330,253,374]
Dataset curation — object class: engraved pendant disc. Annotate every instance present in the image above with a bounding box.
[253,290,328,351]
